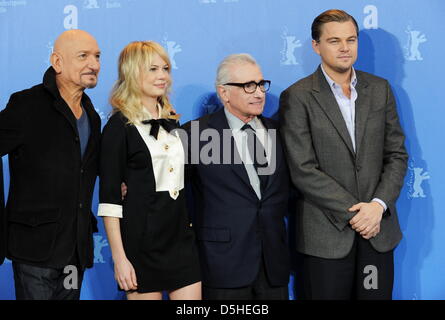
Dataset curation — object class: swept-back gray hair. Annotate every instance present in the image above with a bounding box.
[215,53,258,89]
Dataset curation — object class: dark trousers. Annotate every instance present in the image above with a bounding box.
[203,257,288,300]
[302,233,394,300]
[12,262,85,300]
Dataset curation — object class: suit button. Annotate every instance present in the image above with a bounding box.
[80,168,84,174]
[356,165,362,172]
[79,203,83,209]
[75,136,80,142]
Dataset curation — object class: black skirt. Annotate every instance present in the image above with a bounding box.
[121,191,201,293]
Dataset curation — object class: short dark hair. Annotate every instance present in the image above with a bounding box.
[311,9,359,42]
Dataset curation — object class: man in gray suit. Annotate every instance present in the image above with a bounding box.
[279,9,408,300]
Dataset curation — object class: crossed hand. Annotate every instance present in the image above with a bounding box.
[349,201,384,239]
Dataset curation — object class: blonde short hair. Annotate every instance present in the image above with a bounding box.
[110,41,178,124]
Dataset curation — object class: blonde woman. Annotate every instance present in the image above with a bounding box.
[98,41,201,300]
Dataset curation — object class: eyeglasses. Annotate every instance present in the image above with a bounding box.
[223,80,271,94]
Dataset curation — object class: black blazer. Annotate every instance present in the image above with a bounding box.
[182,108,290,288]
[0,67,101,269]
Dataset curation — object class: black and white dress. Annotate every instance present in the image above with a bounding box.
[98,108,200,293]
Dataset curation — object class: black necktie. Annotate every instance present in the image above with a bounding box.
[141,118,178,140]
[241,123,269,192]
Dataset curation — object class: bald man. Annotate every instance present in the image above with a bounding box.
[0,30,102,299]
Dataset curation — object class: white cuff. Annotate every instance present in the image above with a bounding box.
[98,203,123,218]
[371,198,387,212]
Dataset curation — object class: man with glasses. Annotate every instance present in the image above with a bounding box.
[182,53,290,300]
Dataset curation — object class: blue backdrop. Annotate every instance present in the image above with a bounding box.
[0,0,443,300]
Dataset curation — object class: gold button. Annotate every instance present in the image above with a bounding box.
[169,167,174,172]
[164,144,169,151]
[173,191,178,196]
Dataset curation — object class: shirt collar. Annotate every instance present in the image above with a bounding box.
[43,66,91,107]
[320,64,357,89]
[224,107,260,131]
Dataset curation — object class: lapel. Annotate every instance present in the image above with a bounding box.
[43,67,99,165]
[43,67,79,137]
[311,66,355,156]
[52,95,99,165]
[80,95,99,165]
[51,95,79,138]
[207,108,254,193]
[353,71,371,157]
[258,115,282,193]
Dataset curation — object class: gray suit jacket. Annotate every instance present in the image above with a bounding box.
[279,66,408,259]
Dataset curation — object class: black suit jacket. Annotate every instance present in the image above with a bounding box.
[182,108,290,288]
[0,67,101,269]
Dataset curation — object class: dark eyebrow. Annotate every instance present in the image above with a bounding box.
[326,36,357,41]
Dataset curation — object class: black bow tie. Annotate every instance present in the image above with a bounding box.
[141,118,178,140]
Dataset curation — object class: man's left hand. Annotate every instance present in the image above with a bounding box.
[348,202,384,239]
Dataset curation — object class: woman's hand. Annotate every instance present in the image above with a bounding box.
[114,256,138,291]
